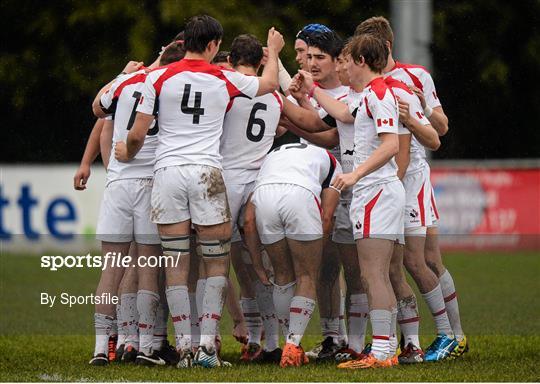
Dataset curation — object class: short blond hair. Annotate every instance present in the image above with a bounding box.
[355,16,394,45]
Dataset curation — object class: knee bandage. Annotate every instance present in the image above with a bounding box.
[199,239,231,258]
[161,235,190,256]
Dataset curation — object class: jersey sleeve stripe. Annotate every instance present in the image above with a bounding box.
[322,151,337,189]
[113,73,146,99]
[272,91,283,112]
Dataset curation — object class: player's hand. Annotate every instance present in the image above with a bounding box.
[398,99,412,126]
[261,47,269,66]
[73,164,90,191]
[331,172,359,191]
[409,85,427,109]
[114,141,131,162]
[232,321,249,344]
[121,61,144,74]
[297,70,315,93]
[267,27,285,53]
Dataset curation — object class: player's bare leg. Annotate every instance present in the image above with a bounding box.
[90,241,129,365]
[160,220,192,366]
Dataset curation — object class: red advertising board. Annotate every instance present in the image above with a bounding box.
[431,168,540,250]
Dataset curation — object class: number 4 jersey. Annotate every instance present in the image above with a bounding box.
[220,90,283,184]
[100,70,158,185]
[137,59,259,171]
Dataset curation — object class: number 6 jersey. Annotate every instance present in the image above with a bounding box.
[220,89,283,184]
[100,70,158,185]
[136,59,260,171]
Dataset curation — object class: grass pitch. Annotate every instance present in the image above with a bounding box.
[1,251,539,381]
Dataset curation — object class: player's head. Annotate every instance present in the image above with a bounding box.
[212,51,232,69]
[159,40,186,66]
[184,15,223,60]
[336,38,351,86]
[355,16,394,53]
[345,34,388,82]
[229,34,264,71]
[306,30,343,84]
[295,23,331,69]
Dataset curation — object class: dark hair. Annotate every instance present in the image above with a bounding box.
[229,34,263,67]
[355,16,394,45]
[184,15,223,53]
[306,31,343,59]
[347,34,388,73]
[212,51,230,64]
[160,41,186,65]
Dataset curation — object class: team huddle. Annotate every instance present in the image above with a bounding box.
[74,14,468,369]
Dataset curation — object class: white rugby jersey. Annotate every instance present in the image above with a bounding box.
[221,88,283,184]
[384,76,431,176]
[255,143,342,198]
[385,61,442,109]
[349,77,399,191]
[136,59,259,171]
[100,70,157,184]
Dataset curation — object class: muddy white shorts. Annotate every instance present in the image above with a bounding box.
[151,165,231,226]
[224,180,256,243]
[96,178,159,244]
[403,166,433,234]
[332,200,355,244]
[350,179,405,245]
[251,184,322,245]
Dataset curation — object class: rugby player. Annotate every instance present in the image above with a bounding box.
[250,143,341,367]
[115,15,284,368]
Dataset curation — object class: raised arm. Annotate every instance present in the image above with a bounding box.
[256,28,285,96]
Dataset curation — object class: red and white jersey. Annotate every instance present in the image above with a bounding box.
[384,76,431,176]
[100,70,157,184]
[255,143,342,198]
[385,61,441,109]
[137,59,259,171]
[220,88,283,184]
[349,77,399,190]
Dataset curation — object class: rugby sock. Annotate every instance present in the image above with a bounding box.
[348,293,369,353]
[199,276,228,351]
[196,278,206,335]
[137,290,159,355]
[240,297,263,345]
[165,285,191,351]
[389,307,398,355]
[320,317,340,344]
[370,309,392,361]
[121,293,139,349]
[338,294,348,346]
[189,292,200,349]
[94,313,113,356]
[287,296,316,346]
[440,270,464,339]
[273,281,295,338]
[152,296,169,351]
[116,304,126,349]
[422,284,454,337]
[397,295,421,348]
[254,280,280,351]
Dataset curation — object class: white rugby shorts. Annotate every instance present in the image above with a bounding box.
[403,166,433,234]
[224,180,256,243]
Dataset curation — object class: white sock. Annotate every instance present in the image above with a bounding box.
[189,292,200,349]
[254,280,280,351]
[94,313,113,356]
[348,293,369,353]
[370,309,392,361]
[397,295,421,348]
[116,304,126,349]
[422,284,453,337]
[137,290,159,355]
[195,278,206,339]
[152,297,169,351]
[287,296,316,346]
[199,276,228,351]
[121,293,139,349]
[440,270,464,339]
[338,294,348,346]
[272,281,295,339]
[166,285,191,352]
[389,307,398,355]
[240,297,263,345]
[320,317,340,344]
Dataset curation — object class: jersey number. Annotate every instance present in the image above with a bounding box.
[127,91,158,136]
[246,103,267,142]
[271,142,308,152]
[181,84,205,124]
